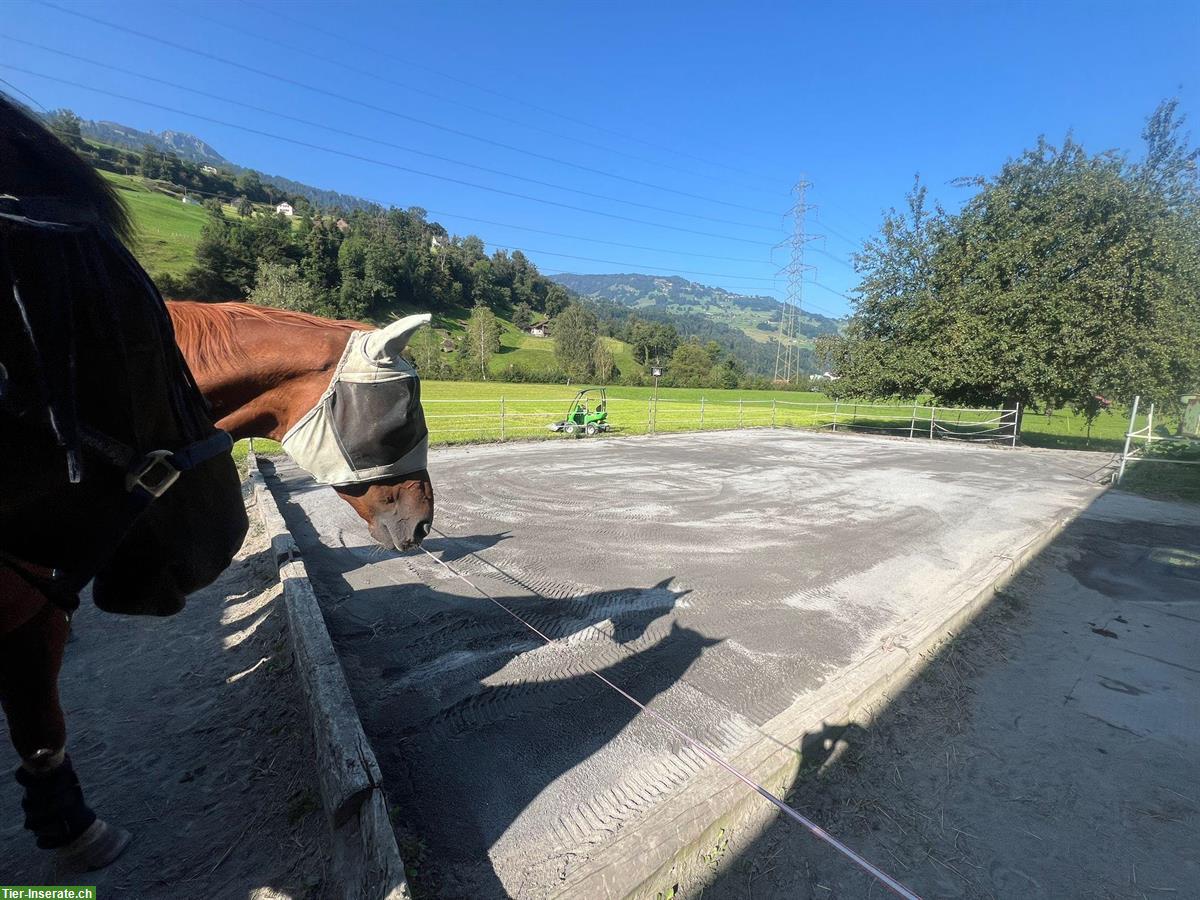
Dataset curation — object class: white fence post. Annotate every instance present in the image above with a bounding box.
[699,396,706,430]
[929,406,937,440]
[738,399,744,428]
[1116,395,1140,483]
[833,400,839,431]
[499,396,506,441]
[771,398,777,428]
[1011,402,1021,448]
[1147,402,1155,442]
[909,402,918,439]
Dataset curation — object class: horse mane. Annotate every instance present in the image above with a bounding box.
[168,300,369,369]
[0,95,132,242]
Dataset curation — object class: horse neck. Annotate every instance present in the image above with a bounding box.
[169,303,355,442]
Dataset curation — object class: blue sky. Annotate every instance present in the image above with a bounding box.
[2,0,1197,317]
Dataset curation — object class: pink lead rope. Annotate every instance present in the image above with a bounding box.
[419,542,923,900]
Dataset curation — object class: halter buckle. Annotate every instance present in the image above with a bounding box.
[126,450,181,498]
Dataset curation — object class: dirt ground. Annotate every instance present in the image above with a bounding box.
[688,490,1200,899]
[0,498,330,897]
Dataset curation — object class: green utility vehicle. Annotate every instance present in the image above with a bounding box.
[548,388,610,436]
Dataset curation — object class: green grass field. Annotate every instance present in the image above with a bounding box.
[240,381,1159,454]
[425,382,1171,448]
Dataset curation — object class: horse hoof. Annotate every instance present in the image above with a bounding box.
[54,818,132,873]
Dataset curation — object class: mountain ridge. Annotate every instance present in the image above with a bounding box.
[549,272,847,341]
[75,114,378,212]
[83,119,228,165]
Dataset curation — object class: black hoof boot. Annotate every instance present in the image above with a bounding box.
[15,754,131,870]
[54,818,132,873]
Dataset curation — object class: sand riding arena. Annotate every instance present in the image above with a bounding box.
[260,427,1107,898]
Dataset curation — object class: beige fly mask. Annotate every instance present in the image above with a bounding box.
[281,314,431,486]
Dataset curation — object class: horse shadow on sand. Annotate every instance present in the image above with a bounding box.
[269,474,720,899]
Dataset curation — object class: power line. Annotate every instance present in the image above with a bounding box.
[18,86,854,314]
[0,63,784,247]
[424,211,770,264]
[811,246,856,270]
[82,162,783,269]
[241,0,786,191]
[813,211,866,250]
[484,244,782,284]
[1,73,858,313]
[7,34,861,275]
[98,165,861,293]
[113,174,854,312]
[2,37,782,233]
[172,1,785,201]
[103,174,856,314]
[0,76,47,112]
[36,2,784,228]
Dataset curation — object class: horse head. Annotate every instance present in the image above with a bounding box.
[281,314,436,551]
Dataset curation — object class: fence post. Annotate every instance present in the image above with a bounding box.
[499,396,506,441]
[771,398,777,428]
[1011,402,1021,448]
[738,399,744,428]
[1116,395,1140,483]
[929,406,937,440]
[832,400,839,431]
[1147,402,1155,442]
[909,402,918,439]
[647,398,654,434]
[699,396,706,430]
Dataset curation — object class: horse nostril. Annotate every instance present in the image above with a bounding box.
[413,519,432,544]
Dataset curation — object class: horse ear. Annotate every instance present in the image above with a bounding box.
[362,313,431,363]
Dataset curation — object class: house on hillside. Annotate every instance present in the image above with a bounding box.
[181,194,199,205]
[528,318,550,337]
[335,218,350,233]
[275,201,295,217]
[200,164,219,176]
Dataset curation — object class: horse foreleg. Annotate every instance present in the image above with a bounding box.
[0,601,130,871]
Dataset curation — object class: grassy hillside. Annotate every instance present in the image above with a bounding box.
[102,170,296,278]
[102,170,209,276]
[419,306,641,379]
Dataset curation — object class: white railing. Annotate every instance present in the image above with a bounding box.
[420,395,1021,447]
[1115,395,1200,483]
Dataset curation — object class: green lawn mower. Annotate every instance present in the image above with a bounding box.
[548,388,611,436]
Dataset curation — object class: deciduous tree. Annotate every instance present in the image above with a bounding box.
[553,303,599,381]
[465,303,501,380]
[824,100,1200,419]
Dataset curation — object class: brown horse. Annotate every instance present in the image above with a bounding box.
[1,97,248,870]
[168,301,435,550]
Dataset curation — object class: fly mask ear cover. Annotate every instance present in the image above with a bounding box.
[281,314,431,486]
